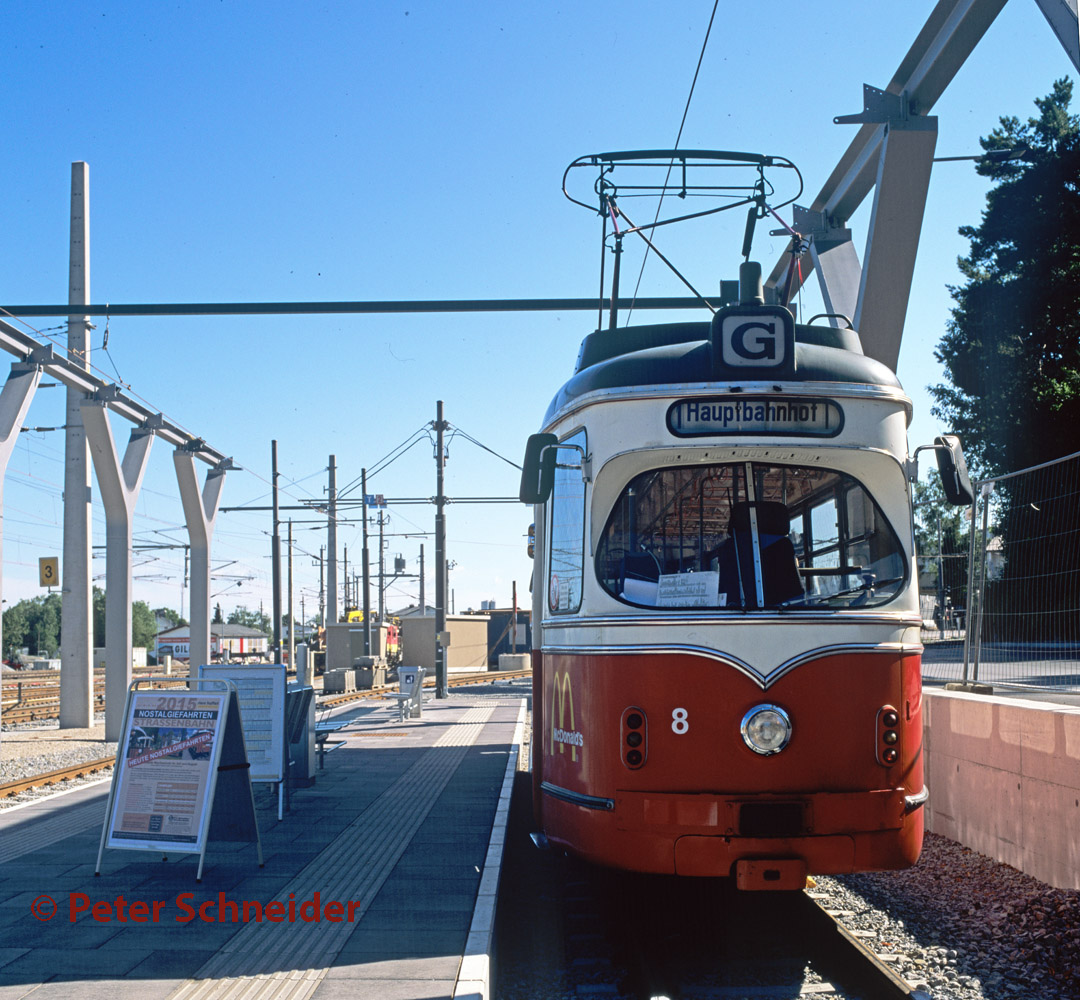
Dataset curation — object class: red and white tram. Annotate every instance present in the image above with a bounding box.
[520,150,972,889]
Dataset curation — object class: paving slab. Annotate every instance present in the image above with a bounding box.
[0,687,526,1000]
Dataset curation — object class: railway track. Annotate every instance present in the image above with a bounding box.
[318,667,531,707]
[0,668,531,799]
[0,756,116,798]
[1,668,188,723]
[495,771,928,999]
[2,667,527,722]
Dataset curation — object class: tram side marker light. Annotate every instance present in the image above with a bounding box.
[621,707,647,769]
[876,705,901,766]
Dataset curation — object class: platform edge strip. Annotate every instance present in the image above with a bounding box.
[453,698,527,1000]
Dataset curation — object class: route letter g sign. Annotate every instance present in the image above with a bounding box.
[712,305,796,379]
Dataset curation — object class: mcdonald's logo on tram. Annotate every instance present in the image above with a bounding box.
[551,672,584,762]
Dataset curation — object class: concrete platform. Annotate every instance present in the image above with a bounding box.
[0,687,527,1000]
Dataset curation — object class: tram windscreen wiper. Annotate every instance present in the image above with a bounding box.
[804,576,905,606]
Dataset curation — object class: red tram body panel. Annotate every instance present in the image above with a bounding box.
[536,649,923,877]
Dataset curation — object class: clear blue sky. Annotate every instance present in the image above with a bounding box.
[2,1,1075,627]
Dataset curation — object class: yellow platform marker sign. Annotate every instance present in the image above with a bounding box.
[38,557,59,588]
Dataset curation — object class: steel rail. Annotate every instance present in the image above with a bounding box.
[319,668,531,707]
[800,889,926,998]
[0,757,115,798]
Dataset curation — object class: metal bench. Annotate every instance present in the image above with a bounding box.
[388,666,426,722]
[314,718,349,768]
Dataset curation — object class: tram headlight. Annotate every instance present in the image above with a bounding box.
[740,704,792,756]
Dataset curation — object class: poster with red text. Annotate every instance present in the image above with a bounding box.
[106,691,225,851]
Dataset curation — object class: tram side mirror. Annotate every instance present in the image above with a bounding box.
[519,433,558,504]
[935,434,975,506]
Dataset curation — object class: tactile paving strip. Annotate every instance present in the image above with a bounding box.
[169,703,496,1000]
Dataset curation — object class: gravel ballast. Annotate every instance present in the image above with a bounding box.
[820,832,1080,999]
[0,718,116,808]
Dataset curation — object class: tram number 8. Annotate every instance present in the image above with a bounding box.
[671,708,689,734]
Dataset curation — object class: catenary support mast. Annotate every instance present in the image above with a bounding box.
[327,456,338,626]
[434,400,448,698]
[60,161,93,729]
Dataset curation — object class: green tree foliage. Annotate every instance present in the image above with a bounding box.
[2,601,29,659]
[930,79,1080,475]
[132,601,158,649]
[72,587,168,652]
[2,593,62,659]
[93,586,106,648]
[227,605,271,635]
[932,82,1080,643]
[212,603,224,624]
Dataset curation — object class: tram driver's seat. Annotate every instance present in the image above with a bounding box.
[729,501,804,606]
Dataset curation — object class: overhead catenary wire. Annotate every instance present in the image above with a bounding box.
[0,306,336,519]
[366,431,430,482]
[448,425,523,471]
[336,425,431,499]
[626,0,721,325]
[0,307,224,465]
[614,205,717,315]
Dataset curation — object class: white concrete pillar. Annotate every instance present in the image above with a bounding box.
[82,402,154,741]
[0,363,42,733]
[61,161,94,729]
[174,450,227,672]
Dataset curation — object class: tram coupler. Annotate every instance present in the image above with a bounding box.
[735,858,807,891]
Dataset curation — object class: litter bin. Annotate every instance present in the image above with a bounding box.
[396,665,426,719]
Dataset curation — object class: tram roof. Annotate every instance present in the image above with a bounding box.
[544,320,903,425]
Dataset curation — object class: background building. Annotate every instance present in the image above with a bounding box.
[396,608,489,672]
[154,623,268,662]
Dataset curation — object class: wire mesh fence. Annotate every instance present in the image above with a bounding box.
[922,450,1080,692]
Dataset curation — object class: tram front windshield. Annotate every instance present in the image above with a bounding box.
[596,461,905,611]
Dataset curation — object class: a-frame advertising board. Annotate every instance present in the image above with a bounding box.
[96,678,263,881]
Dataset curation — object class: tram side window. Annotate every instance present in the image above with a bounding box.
[596,461,906,611]
[547,429,587,614]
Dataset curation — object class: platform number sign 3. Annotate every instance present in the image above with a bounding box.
[38,557,59,588]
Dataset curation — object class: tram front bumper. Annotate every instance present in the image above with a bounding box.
[614,786,925,879]
[615,786,919,836]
